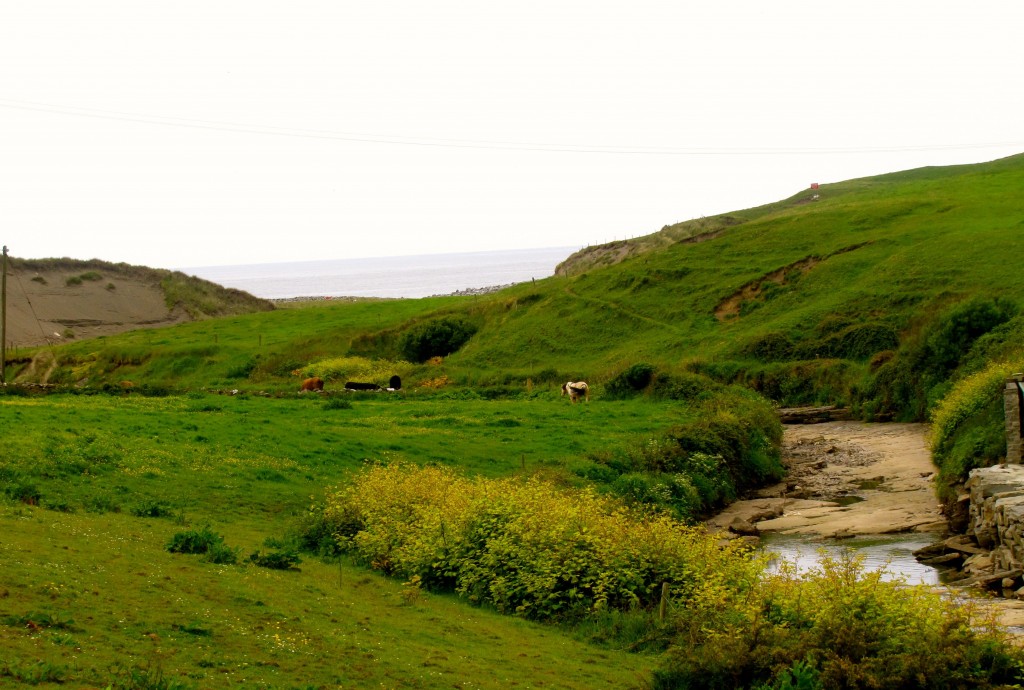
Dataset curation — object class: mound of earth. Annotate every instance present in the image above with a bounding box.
[2,257,273,348]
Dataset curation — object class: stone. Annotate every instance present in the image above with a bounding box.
[920,553,963,566]
[943,535,986,555]
[728,517,758,536]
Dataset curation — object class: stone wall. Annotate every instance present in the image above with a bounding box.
[966,464,1024,575]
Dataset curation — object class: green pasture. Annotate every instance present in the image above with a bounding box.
[1,504,654,689]
[0,392,685,688]
[0,392,691,525]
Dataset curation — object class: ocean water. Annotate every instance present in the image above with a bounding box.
[182,246,580,300]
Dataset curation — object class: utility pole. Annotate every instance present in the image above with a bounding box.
[1,245,7,385]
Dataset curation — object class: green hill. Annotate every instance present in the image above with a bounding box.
[12,154,1024,484]
[5,154,1024,688]
[18,153,1024,423]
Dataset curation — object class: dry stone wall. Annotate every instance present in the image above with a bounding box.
[966,464,1024,574]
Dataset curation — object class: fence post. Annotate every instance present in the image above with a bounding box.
[659,582,669,621]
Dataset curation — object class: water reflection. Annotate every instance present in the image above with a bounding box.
[759,532,953,586]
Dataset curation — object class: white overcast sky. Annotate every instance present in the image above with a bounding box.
[1,1,1022,270]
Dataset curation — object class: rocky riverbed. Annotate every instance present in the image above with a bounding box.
[705,421,1024,632]
[707,421,947,538]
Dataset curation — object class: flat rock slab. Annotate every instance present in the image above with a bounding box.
[708,422,944,538]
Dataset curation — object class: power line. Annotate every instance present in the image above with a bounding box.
[1,97,1022,156]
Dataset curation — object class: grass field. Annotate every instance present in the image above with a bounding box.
[0,392,690,689]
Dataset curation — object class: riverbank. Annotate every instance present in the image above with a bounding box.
[706,421,1024,633]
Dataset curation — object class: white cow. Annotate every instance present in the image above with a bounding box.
[561,381,589,403]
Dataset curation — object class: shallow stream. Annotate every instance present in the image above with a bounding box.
[759,532,956,585]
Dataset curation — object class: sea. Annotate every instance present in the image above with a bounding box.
[181,246,581,300]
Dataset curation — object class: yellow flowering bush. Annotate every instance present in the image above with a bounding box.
[303,356,411,385]
[929,358,1024,490]
[319,463,761,621]
[657,551,1024,689]
[930,359,1018,453]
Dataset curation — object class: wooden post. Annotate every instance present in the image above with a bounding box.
[1,245,7,385]
[659,582,669,621]
[1006,375,1024,464]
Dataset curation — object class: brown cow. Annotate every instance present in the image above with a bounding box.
[300,377,324,392]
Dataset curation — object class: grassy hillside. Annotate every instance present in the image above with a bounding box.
[5,154,1024,687]
[13,154,1024,398]
[1,393,1017,689]
[12,155,1024,492]
[0,394,667,688]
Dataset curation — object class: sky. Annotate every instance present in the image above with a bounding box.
[1,1,1023,270]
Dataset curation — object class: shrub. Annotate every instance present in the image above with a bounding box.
[605,363,656,398]
[738,332,795,362]
[655,552,1024,689]
[323,397,354,411]
[205,542,240,565]
[225,357,258,379]
[317,463,761,621]
[929,360,1016,492]
[792,322,899,361]
[166,526,225,555]
[398,317,478,363]
[249,549,301,570]
[131,500,173,518]
[650,371,721,401]
[861,296,1018,421]
[4,480,41,505]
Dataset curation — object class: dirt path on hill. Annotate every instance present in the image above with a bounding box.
[706,421,948,538]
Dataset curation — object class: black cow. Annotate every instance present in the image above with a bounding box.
[345,381,381,391]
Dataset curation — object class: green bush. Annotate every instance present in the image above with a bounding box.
[205,542,240,565]
[792,322,899,361]
[398,317,478,363]
[166,526,225,555]
[605,363,655,398]
[861,297,1017,421]
[653,552,1024,689]
[4,479,42,505]
[580,386,782,519]
[130,500,173,518]
[738,332,795,362]
[249,549,301,570]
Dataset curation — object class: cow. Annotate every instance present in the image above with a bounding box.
[300,377,324,392]
[561,381,589,403]
[345,381,381,391]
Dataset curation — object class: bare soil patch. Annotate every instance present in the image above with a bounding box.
[4,269,189,348]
